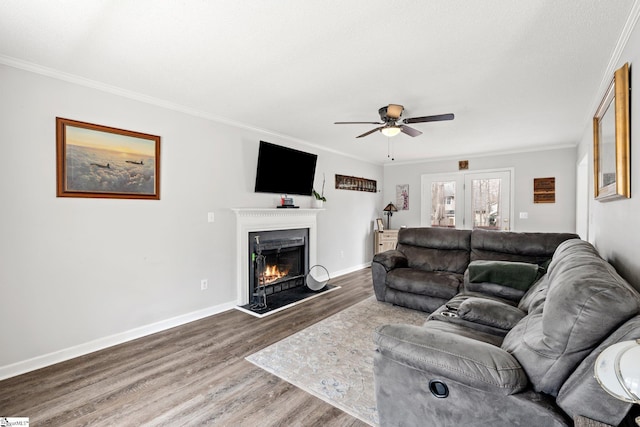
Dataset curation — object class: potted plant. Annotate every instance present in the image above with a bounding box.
[312,174,326,208]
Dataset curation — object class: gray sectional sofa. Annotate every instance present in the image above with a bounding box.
[371,227,640,427]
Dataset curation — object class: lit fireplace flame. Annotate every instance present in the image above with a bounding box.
[260,264,290,284]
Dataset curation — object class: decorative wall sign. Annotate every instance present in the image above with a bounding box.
[56,117,161,200]
[458,160,469,170]
[335,174,376,192]
[396,184,409,210]
[533,177,555,203]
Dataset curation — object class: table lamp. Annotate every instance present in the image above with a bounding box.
[383,202,398,229]
[594,339,640,425]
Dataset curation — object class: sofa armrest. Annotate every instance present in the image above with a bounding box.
[371,250,407,301]
[372,249,408,271]
[374,324,528,395]
[457,297,526,330]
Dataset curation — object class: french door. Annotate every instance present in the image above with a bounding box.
[421,169,512,231]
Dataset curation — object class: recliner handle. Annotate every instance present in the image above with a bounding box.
[429,380,449,398]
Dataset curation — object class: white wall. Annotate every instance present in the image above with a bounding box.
[577,16,640,292]
[0,64,382,375]
[382,147,577,233]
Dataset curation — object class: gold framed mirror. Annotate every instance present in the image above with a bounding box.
[593,62,630,201]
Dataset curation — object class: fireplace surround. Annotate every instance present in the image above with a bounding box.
[232,208,322,306]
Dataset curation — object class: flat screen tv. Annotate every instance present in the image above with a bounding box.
[254,141,317,196]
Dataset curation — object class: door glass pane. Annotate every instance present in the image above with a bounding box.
[471,178,501,230]
[431,181,456,228]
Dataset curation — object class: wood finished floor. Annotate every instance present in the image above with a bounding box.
[0,268,374,426]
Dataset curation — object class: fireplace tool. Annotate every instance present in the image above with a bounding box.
[251,235,268,310]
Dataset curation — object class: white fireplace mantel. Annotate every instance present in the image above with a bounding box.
[232,208,323,305]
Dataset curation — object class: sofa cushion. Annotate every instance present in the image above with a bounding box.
[385,289,450,313]
[387,268,461,299]
[398,226,472,249]
[517,274,550,314]
[397,227,471,274]
[470,229,578,265]
[424,317,507,346]
[501,239,640,396]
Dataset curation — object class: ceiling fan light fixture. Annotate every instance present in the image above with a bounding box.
[381,126,401,137]
[335,105,454,140]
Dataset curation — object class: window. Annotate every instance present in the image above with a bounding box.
[422,169,513,230]
[431,181,456,228]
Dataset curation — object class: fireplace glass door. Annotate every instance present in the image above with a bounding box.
[248,228,309,303]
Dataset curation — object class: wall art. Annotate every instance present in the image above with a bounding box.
[533,177,555,203]
[56,117,160,200]
[335,174,376,192]
[593,62,630,201]
[396,184,409,210]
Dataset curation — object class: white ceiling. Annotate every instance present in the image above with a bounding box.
[0,1,635,164]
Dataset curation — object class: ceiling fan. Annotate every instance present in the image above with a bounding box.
[335,104,454,138]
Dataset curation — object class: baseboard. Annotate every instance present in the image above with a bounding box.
[0,300,237,381]
[330,262,371,279]
[0,265,371,381]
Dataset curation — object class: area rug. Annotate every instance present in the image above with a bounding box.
[245,296,429,426]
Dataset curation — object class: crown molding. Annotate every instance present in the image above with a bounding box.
[0,55,379,165]
[587,0,640,121]
[383,142,576,167]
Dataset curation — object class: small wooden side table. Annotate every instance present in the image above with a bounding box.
[374,229,399,255]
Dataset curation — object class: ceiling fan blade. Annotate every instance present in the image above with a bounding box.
[400,125,422,137]
[386,104,404,119]
[356,126,385,138]
[335,121,383,125]
[402,113,455,124]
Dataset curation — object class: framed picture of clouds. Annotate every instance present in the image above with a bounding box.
[56,118,160,200]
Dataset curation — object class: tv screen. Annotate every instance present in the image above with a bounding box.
[254,141,318,196]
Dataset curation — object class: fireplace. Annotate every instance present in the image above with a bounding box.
[232,208,321,307]
[248,228,309,307]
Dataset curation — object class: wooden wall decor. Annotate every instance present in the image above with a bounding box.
[458,160,469,170]
[335,174,377,192]
[534,177,555,203]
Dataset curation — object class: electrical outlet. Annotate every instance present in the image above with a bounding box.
[201,279,208,290]
[519,212,529,219]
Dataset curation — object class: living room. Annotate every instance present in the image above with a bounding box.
[1,1,640,425]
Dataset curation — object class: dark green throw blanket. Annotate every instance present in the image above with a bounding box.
[468,260,542,291]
